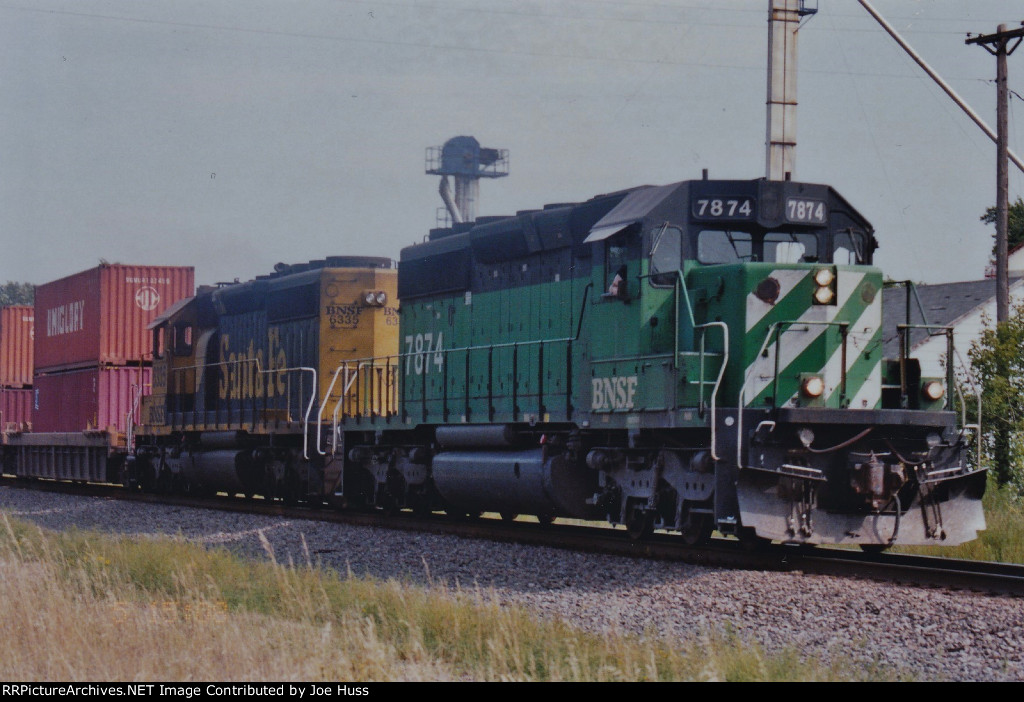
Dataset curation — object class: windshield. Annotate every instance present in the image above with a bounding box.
[697,230,753,264]
[833,230,866,265]
[764,232,819,263]
[697,230,821,264]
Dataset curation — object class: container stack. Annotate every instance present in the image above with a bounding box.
[33,264,194,435]
[0,305,34,431]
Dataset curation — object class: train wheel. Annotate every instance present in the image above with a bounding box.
[859,543,891,554]
[155,468,173,495]
[500,512,519,522]
[680,514,713,546]
[626,511,655,540]
[536,513,554,527]
[738,526,770,551]
[139,463,157,493]
[378,492,401,517]
[282,471,301,506]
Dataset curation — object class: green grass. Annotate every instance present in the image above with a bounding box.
[0,513,907,682]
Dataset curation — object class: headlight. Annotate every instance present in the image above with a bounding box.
[813,286,835,305]
[922,381,944,401]
[362,290,386,306]
[813,268,834,287]
[801,376,825,398]
[812,267,836,305]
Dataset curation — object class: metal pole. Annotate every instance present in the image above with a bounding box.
[766,0,802,180]
[997,28,1010,323]
[860,0,1024,175]
[967,23,1024,324]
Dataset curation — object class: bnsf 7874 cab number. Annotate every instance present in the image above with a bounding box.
[785,197,827,224]
[692,197,754,220]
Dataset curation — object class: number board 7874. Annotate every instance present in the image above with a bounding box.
[691,197,755,221]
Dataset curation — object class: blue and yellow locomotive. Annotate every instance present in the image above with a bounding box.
[132,256,398,502]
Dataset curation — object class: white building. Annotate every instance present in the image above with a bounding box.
[882,278,1024,380]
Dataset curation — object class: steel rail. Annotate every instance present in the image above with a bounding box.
[3,477,1022,597]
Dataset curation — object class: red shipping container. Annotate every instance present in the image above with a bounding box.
[34,263,194,372]
[32,366,151,434]
[0,306,33,387]
[0,387,32,431]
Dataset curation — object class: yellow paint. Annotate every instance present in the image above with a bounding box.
[318,267,399,420]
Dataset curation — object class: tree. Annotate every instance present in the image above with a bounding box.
[980,196,1024,254]
[967,303,1024,489]
[0,282,33,306]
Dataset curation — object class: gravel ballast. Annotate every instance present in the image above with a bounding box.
[1,486,1021,681]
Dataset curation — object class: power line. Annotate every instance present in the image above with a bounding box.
[0,2,1011,83]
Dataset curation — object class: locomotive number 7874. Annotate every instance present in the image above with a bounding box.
[404,332,444,375]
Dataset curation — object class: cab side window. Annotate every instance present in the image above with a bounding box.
[173,323,193,357]
[605,233,637,297]
[649,225,683,287]
[152,327,166,360]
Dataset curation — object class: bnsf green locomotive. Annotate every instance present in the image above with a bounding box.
[337,176,985,547]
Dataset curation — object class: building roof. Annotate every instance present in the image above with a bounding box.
[881,278,1024,358]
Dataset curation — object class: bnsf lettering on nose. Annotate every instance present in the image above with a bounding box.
[591,376,638,411]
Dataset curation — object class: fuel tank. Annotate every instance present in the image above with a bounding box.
[431,448,597,519]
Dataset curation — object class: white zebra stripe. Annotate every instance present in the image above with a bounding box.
[743,271,865,406]
[746,269,809,332]
[784,278,880,408]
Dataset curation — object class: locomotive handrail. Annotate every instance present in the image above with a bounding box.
[694,321,729,460]
[885,279,933,332]
[320,279,701,429]
[736,319,857,470]
[950,344,984,472]
[673,271,698,371]
[736,318,979,472]
[279,365,317,460]
[895,323,956,411]
[167,358,317,458]
[335,331,583,427]
[318,362,365,456]
[320,360,398,456]
[126,383,144,452]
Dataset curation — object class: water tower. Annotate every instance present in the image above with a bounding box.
[426,136,508,224]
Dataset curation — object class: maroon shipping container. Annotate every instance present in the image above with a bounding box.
[0,387,32,431]
[34,264,194,372]
[32,366,151,434]
[0,306,34,387]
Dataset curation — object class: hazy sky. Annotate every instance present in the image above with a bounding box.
[2,0,1023,287]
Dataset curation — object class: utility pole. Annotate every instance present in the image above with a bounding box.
[968,23,1024,325]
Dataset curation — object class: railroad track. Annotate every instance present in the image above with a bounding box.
[4,476,1023,597]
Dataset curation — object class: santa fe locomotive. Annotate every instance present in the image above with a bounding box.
[6,176,987,548]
